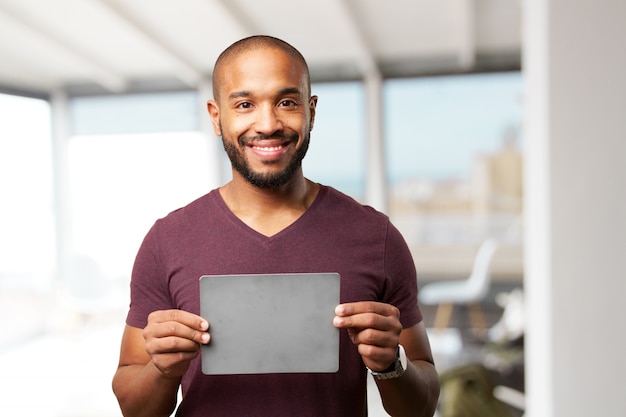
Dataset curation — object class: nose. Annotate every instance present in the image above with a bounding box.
[254,104,284,135]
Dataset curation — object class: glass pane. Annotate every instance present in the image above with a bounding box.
[0,93,54,348]
[0,94,54,288]
[305,82,365,200]
[385,72,523,244]
[70,91,199,135]
[67,132,212,281]
[385,72,524,282]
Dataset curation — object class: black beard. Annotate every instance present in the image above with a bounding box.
[221,131,310,189]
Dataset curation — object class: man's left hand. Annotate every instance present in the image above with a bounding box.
[333,301,403,372]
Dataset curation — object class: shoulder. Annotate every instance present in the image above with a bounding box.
[145,190,221,240]
[310,185,393,243]
[318,185,388,222]
[319,186,410,244]
[158,189,219,224]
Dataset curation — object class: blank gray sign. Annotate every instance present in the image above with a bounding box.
[199,272,340,375]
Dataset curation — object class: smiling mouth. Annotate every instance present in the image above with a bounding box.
[241,132,298,147]
[240,132,299,159]
[251,144,286,152]
[245,140,292,161]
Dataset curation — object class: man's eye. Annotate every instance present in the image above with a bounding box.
[236,102,252,109]
[279,100,297,108]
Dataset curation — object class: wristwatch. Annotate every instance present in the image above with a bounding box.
[368,345,407,380]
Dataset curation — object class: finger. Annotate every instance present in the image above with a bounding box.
[335,302,399,318]
[357,344,398,372]
[146,334,204,355]
[334,311,401,333]
[153,350,200,366]
[148,309,209,331]
[145,318,210,345]
[152,350,201,377]
[348,328,399,348]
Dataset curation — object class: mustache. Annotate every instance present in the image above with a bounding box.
[239,132,299,146]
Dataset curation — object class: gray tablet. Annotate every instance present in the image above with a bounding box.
[199,272,340,375]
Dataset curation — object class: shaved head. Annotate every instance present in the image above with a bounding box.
[212,35,311,102]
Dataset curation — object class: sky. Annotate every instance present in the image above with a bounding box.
[304,72,523,195]
[384,72,523,181]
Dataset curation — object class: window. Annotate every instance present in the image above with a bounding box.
[0,93,54,347]
[385,72,524,279]
[0,94,54,290]
[306,82,365,200]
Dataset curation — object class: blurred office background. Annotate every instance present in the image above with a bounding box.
[0,1,624,416]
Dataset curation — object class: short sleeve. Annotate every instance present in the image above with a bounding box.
[383,221,422,328]
[126,220,175,329]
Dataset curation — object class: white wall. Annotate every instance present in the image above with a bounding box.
[524,1,626,416]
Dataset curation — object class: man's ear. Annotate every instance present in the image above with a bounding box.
[206,100,221,136]
[309,95,318,131]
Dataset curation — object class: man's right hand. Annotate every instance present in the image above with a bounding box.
[112,311,208,417]
[143,309,210,378]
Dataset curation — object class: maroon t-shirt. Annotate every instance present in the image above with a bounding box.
[127,185,422,417]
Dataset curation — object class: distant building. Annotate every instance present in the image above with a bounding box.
[472,128,523,213]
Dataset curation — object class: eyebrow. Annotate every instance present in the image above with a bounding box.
[227,87,304,101]
[278,87,303,96]
[228,90,252,100]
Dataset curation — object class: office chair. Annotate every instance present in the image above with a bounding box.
[419,238,499,336]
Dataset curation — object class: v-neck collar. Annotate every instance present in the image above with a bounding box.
[212,185,327,242]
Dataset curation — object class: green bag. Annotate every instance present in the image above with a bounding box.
[439,364,515,417]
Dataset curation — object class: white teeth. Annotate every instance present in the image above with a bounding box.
[253,145,282,151]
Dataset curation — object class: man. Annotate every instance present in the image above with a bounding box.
[112,35,440,417]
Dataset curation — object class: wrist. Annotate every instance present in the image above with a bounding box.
[367,345,407,380]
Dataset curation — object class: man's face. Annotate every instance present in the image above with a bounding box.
[208,47,317,189]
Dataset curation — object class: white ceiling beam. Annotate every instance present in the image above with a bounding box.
[96,0,205,88]
[333,0,380,78]
[0,3,127,93]
[212,0,261,36]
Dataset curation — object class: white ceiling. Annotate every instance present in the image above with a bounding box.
[0,0,521,97]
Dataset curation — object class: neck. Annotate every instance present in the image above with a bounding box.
[218,172,320,236]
